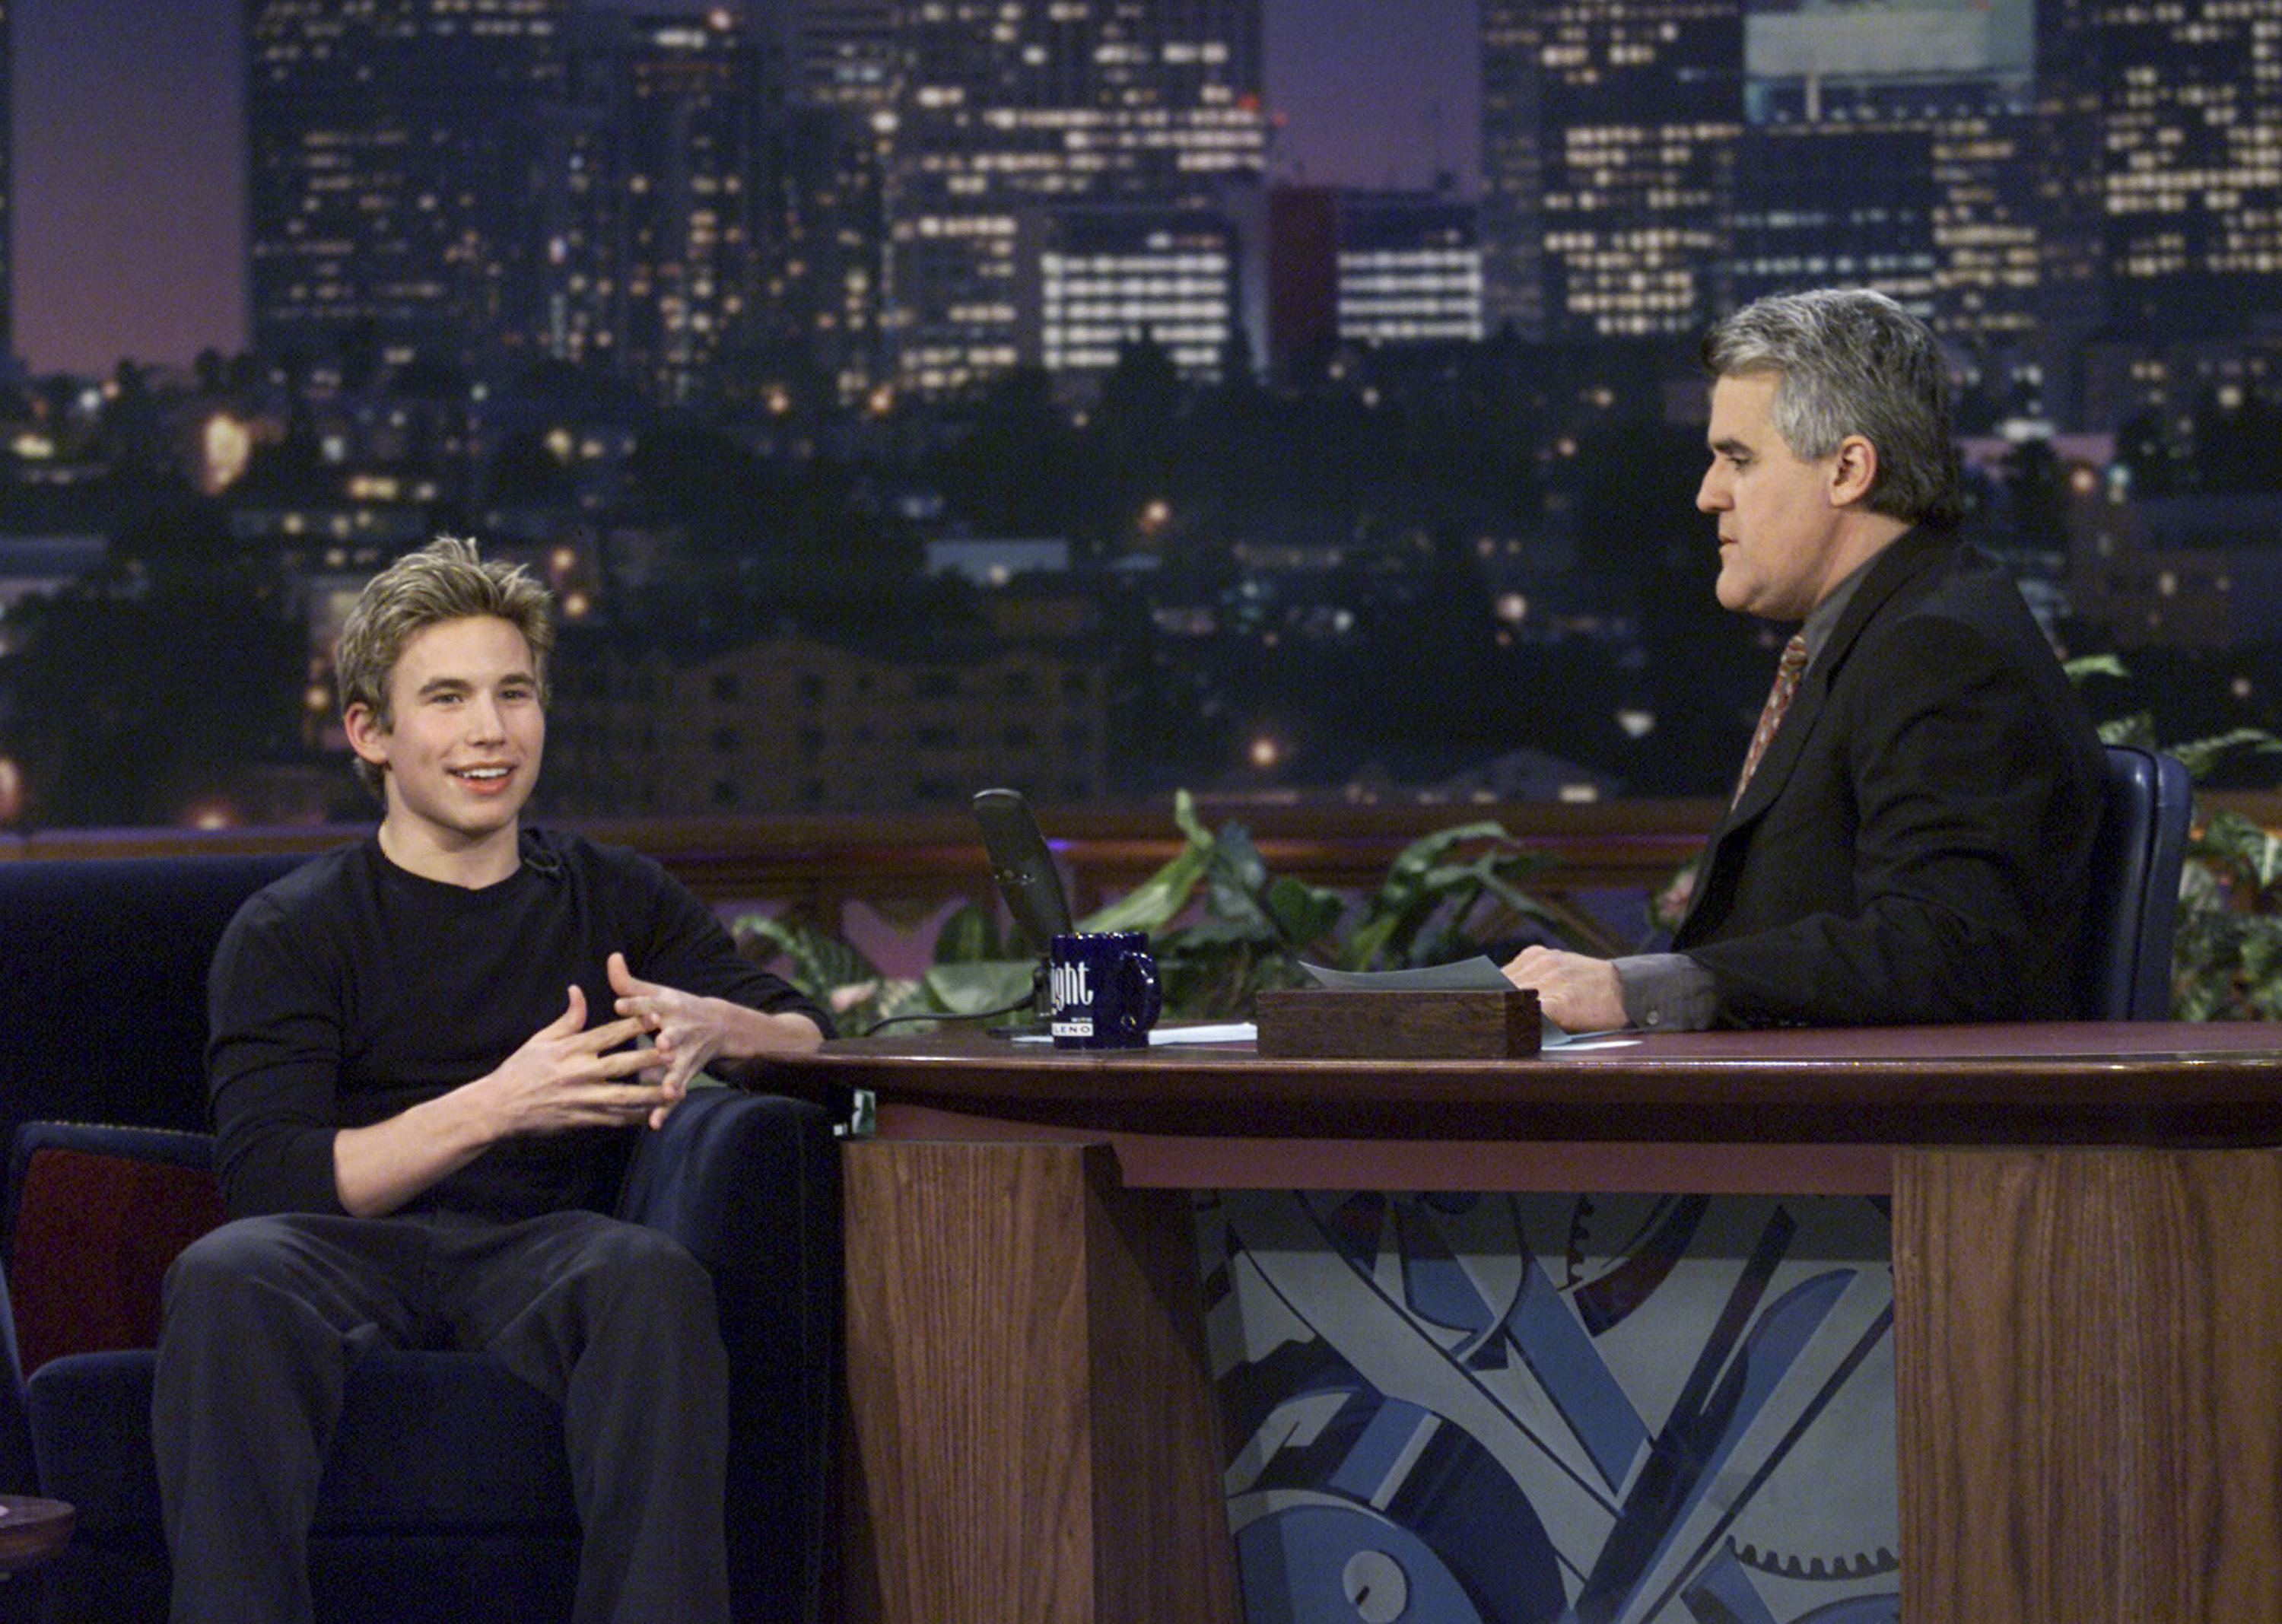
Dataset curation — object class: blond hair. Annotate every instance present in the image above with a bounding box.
[335,536,554,798]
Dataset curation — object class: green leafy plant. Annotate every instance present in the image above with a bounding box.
[735,901,1037,1037]
[1075,790,1627,1018]
[736,789,1626,1031]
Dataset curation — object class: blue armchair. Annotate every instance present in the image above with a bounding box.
[0,852,840,1623]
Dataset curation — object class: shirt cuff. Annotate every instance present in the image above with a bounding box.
[1613,953,1718,1031]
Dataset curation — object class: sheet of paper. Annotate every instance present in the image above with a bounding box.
[1152,1022,1257,1045]
[1298,956,1511,991]
[1012,1023,1257,1045]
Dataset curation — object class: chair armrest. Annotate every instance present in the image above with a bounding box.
[615,1086,841,1624]
[0,1123,224,1496]
[7,1121,217,1196]
[5,1124,224,1374]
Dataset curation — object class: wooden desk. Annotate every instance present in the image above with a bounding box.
[792,1024,2282,1624]
[0,1495,71,1573]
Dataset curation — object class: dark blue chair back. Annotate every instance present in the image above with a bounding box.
[2078,744,2192,1020]
[0,851,310,1146]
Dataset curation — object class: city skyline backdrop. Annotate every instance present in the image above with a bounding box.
[11,0,1481,377]
[1,0,2278,830]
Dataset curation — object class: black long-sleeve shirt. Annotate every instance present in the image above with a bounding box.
[206,828,831,1222]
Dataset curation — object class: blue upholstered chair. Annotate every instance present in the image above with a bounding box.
[2078,743,2194,1021]
[0,852,839,1623]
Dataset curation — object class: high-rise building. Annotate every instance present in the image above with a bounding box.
[245,0,573,383]
[1734,0,2052,402]
[2056,0,2282,341]
[1479,0,1744,343]
[1335,192,1483,347]
[1263,184,1483,368]
[1264,183,1339,373]
[1481,0,2067,412]
[879,0,1267,396]
[1477,0,1544,342]
[250,3,798,408]
[759,0,904,403]
[777,0,901,110]
[564,12,767,406]
[1038,207,1242,381]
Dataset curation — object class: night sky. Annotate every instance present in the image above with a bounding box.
[10,0,1480,377]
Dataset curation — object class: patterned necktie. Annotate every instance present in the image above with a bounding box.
[1732,633,1810,806]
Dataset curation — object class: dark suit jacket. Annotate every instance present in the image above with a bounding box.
[1671,525,2107,1025]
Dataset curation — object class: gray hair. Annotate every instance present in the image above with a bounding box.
[1702,288,1962,528]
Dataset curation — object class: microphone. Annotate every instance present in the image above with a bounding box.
[972,788,1075,1038]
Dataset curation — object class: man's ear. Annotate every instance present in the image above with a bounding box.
[1828,434,1879,507]
[343,701,391,771]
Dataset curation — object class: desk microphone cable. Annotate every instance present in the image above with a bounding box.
[859,995,1034,1038]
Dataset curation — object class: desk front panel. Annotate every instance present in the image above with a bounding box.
[800,1026,2282,1624]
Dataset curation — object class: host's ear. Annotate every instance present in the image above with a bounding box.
[343,701,391,771]
[1828,434,1880,507]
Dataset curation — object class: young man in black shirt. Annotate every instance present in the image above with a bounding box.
[154,538,830,1624]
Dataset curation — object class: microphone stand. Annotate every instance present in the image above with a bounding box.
[987,958,1054,1040]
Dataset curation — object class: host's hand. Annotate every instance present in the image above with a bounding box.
[609,952,825,1127]
[1501,946,1629,1034]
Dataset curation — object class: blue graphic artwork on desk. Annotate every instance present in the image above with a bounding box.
[1200,1191,1898,1624]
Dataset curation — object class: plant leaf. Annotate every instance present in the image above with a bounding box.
[932,901,1006,964]
[923,958,1038,1016]
[1263,872,1345,947]
[2166,728,2282,781]
[734,913,882,1002]
[1079,837,1213,933]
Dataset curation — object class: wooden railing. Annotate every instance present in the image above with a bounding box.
[0,798,1713,911]
[7,790,2278,921]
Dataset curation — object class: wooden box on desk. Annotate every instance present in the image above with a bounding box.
[1254,987,1541,1059]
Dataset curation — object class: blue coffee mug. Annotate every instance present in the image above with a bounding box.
[1047,931,1162,1049]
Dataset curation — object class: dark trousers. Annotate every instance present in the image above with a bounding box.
[151,1209,731,1624]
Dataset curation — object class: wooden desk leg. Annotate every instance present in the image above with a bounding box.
[1893,1147,2282,1624]
[841,1139,1241,1624]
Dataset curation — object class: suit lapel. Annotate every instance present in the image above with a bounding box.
[1673,526,1954,943]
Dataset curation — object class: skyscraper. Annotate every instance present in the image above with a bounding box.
[1477,0,1544,341]
[1479,0,1744,343]
[1480,0,2052,350]
[1734,0,2052,403]
[777,0,900,110]
[760,0,905,403]
[1038,206,1241,378]
[1335,191,1483,347]
[1264,183,1339,373]
[572,11,768,406]
[1480,0,2278,425]
[245,0,573,383]
[879,0,1267,396]
[2064,0,2282,339]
